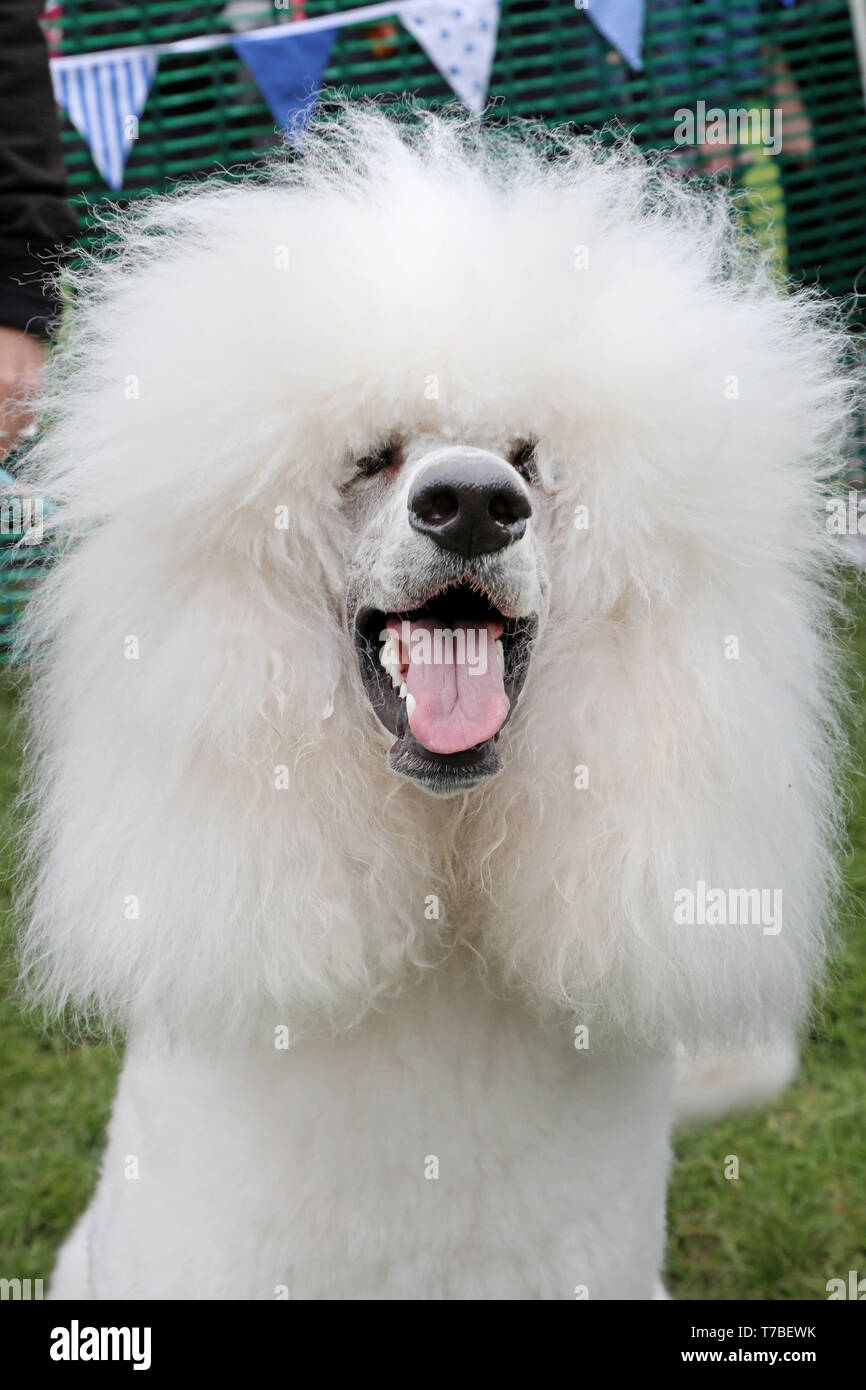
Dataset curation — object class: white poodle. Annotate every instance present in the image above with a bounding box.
[19,106,853,1300]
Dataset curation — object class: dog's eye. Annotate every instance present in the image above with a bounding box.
[355,440,403,479]
[509,438,538,484]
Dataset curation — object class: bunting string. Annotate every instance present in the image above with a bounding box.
[49,0,651,189]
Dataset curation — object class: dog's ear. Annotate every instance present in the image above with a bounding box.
[17,457,442,1042]
[15,187,444,1043]
[470,574,845,1054]
[465,281,854,1056]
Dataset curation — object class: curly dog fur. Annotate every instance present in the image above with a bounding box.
[18,105,854,1299]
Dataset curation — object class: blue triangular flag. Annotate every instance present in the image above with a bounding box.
[586,0,645,72]
[233,28,337,143]
[51,50,158,189]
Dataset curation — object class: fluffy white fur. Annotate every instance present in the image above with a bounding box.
[17,105,855,1300]
[673,1039,802,1127]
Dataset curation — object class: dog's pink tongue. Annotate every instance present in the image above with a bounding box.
[387,617,509,755]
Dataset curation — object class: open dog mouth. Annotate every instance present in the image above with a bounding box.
[354,582,537,793]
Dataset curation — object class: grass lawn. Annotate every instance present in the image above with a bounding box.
[0,589,864,1299]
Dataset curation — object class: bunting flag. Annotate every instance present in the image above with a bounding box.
[400,1,501,114]
[50,50,157,190]
[232,29,338,145]
[586,0,646,72]
[47,0,666,190]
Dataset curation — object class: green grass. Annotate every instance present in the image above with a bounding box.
[0,594,865,1297]
[0,677,119,1285]
[665,579,866,1300]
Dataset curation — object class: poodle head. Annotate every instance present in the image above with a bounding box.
[17,104,856,1047]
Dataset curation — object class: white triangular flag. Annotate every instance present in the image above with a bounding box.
[401,0,500,114]
[51,50,158,190]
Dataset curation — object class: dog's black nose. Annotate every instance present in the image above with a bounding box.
[408,453,532,558]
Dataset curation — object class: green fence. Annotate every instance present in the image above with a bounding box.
[3,2,865,659]
[51,1,866,308]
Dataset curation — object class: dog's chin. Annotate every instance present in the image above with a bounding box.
[387,728,504,797]
[353,580,537,797]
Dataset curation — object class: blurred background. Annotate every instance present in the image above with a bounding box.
[0,0,864,1299]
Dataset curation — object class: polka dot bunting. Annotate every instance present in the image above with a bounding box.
[401,0,501,113]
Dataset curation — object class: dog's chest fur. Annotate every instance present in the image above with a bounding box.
[76,971,673,1300]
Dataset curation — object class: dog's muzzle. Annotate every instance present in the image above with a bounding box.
[352,448,540,796]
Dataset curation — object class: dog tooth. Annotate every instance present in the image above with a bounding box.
[405,693,417,718]
[400,682,407,698]
[495,639,505,674]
